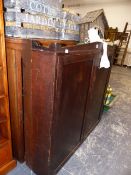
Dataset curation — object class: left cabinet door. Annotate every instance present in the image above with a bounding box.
[0,1,16,174]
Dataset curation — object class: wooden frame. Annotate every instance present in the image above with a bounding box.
[0,1,16,174]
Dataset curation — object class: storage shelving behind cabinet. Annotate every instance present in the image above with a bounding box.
[0,1,16,174]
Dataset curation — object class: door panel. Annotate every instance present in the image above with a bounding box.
[83,67,109,139]
[51,54,93,169]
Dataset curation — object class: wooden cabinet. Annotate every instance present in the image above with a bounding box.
[6,38,26,162]
[23,42,113,175]
[0,1,16,174]
[5,37,78,163]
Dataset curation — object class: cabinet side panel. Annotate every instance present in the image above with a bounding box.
[6,39,25,162]
[24,50,56,175]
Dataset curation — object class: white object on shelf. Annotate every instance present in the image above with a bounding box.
[88,28,110,69]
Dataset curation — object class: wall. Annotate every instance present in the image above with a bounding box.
[64,1,131,48]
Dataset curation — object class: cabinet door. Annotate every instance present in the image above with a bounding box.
[82,66,110,139]
[51,53,94,170]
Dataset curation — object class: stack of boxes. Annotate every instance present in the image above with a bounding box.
[4,0,80,41]
[59,9,80,41]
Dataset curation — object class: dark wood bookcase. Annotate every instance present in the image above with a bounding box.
[0,1,16,174]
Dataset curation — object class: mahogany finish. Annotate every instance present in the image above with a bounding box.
[5,38,27,162]
[5,38,77,163]
[23,42,114,175]
[0,2,16,174]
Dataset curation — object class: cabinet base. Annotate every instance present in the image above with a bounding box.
[0,160,17,175]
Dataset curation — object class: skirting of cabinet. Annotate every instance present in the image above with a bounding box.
[0,160,16,175]
[81,119,101,141]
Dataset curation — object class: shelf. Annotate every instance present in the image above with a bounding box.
[0,116,7,124]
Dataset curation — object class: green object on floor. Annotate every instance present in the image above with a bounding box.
[104,94,117,112]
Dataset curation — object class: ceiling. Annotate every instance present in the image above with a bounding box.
[63,0,131,6]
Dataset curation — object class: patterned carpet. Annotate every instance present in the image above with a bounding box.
[8,66,131,175]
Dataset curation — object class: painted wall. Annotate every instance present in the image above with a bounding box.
[64,1,131,48]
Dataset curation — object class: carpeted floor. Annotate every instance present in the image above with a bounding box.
[8,66,131,175]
